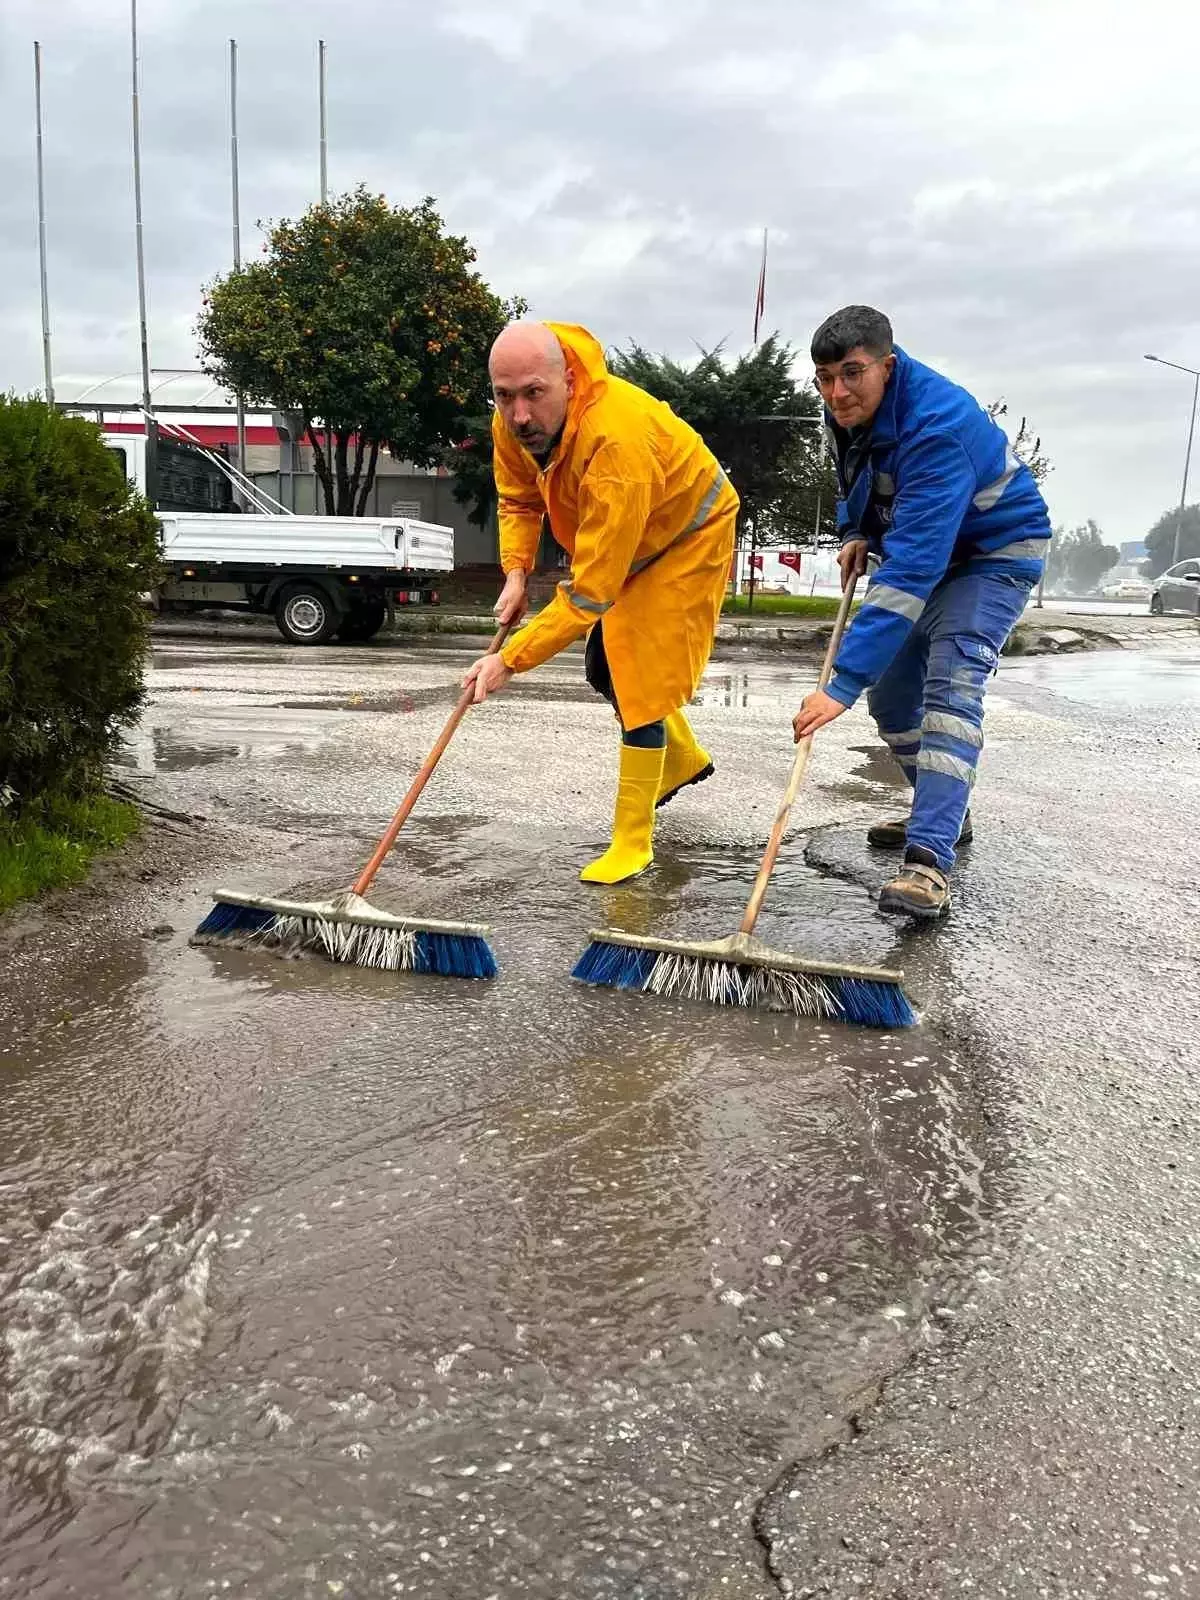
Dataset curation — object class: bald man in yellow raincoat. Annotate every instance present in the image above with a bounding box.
[464,321,739,884]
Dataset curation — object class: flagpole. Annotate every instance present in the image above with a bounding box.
[34,42,54,405]
[318,40,328,202]
[131,0,151,418]
[229,38,246,486]
[753,227,768,344]
[130,0,156,500]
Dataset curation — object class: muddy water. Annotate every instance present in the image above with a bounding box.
[0,641,1015,1599]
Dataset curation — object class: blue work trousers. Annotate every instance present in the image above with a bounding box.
[867,559,1039,870]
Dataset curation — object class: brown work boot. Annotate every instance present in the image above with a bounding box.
[868,809,973,851]
[878,848,952,921]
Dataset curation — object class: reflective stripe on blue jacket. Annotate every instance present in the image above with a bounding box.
[826,346,1051,708]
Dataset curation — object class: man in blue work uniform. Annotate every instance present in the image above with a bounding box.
[792,306,1051,920]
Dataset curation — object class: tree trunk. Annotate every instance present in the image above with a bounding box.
[354,441,380,517]
[306,419,335,515]
[334,432,352,515]
[747,517,758,614]
[349,432,366,508]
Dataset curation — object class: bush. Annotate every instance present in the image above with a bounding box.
[0,397,161,808]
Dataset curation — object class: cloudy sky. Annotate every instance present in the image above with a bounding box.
[3,0,1199,541]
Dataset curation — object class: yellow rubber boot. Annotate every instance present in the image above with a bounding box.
[580,743,666,885]
[656,710,714,809]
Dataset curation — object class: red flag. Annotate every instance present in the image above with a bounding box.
[778,549,803,574]
[753,229,767,344]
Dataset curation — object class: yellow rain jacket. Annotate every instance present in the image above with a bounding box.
[495,323,739,731]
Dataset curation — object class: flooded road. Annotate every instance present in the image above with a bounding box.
[1002,645,1200,711]
[2,635,1197,1597]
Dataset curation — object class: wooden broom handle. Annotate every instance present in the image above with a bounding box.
[351,622,514,897]
[738,574,860,937]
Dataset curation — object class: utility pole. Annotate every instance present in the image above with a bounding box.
[34,42,54,405]
[1145,354,1200,567]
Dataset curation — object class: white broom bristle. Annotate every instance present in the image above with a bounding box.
[261,914,420,971]
[644,952,841,1017]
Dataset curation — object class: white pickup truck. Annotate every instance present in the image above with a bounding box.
[105,429,455,644]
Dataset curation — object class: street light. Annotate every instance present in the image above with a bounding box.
[1144,353,1200,567]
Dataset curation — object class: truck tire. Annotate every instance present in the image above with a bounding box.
[336,598,387,642]
[275,583,340,645]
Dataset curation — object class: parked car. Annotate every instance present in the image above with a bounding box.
[1149,559,1200,615]
[1099,578,1152,601]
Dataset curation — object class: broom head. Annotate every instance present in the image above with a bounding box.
[572,928,914,1028]
[192,889,497,978]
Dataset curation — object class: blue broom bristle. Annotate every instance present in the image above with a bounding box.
[193,901,279,940]
[831,977,917,1030]
[571,940,658,990]
[412,931,498,980]
[194,901,497,980]
[572,938,916,1029]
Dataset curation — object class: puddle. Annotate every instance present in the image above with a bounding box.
[279,684,494,714]
[115,730,241,773]
[0,819,1000,1600]
[118,708,350,775]
[281,691,419,713]
[847,743,909,790]
[1,642,1022,1599]
[1001,647,1200,710]
[694,664,803,710]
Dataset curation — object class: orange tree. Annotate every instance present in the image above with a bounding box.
[197,188,522,514]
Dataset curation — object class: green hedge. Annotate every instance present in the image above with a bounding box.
[0,397,161,809]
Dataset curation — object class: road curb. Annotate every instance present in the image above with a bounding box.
[149,609,1198,656]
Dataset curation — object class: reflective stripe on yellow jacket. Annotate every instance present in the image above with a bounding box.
[496,323,739,729]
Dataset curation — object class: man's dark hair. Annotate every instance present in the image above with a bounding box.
[810,306,894,364]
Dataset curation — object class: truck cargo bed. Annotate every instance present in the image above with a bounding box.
[159,513,454,572]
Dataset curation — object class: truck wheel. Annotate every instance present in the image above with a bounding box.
[275,584,339,645]
[336,599,387,642]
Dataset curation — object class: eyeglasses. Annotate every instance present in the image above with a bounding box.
[812,357,889,394]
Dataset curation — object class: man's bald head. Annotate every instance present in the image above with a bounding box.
[489,321,573,456]
[490,321,566,376]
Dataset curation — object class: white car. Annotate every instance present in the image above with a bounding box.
[1100,578,1152,601]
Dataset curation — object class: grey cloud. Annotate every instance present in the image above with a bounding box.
[2,0,1200,536]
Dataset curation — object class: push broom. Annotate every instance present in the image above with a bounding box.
[191,626,512,977]
[572,579,917,1028]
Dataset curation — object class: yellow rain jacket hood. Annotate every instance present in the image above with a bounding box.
[494,323,738,730]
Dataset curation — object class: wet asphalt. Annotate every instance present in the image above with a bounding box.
[1,633,1197,1599]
